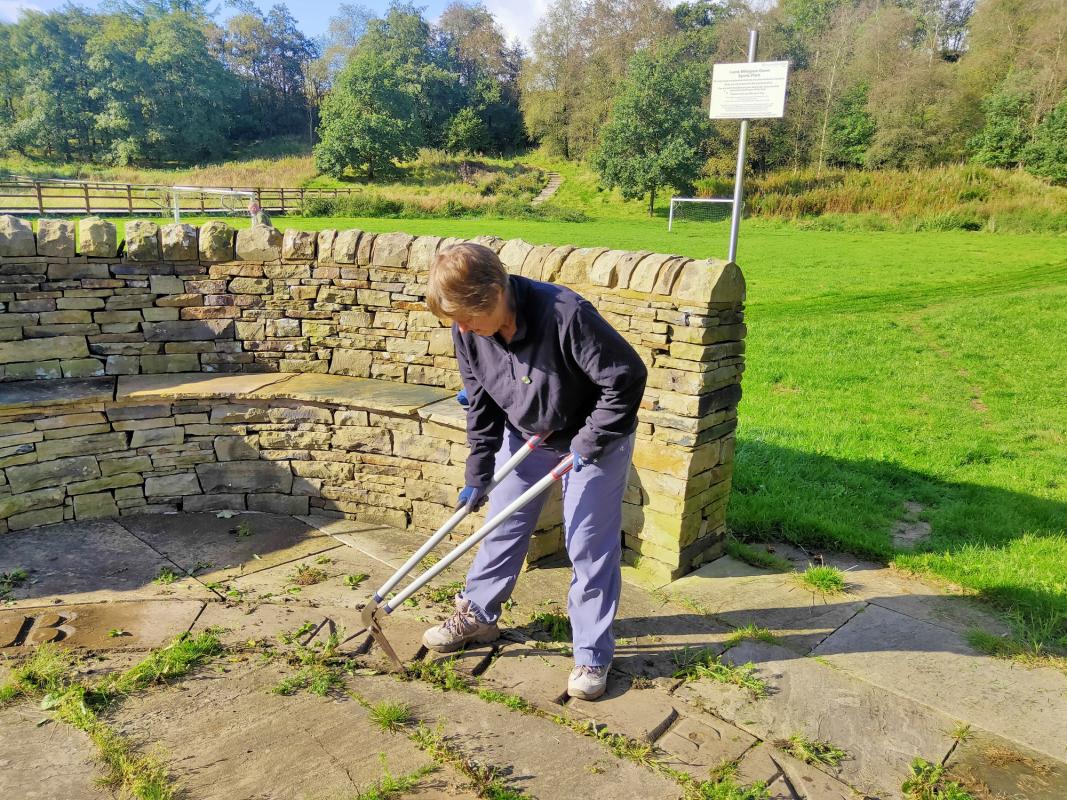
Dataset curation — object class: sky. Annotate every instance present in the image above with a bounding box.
[0,0,557,46]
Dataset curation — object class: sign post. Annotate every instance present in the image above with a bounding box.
[710,31,789,263]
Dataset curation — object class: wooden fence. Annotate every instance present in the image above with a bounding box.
[0,178,357,217]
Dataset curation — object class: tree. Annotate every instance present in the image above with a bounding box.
[214,1,319,139]
[313,6,440,179]
[592,39,712,215]
[969,84,1032,168]
[438,2,525,153]
[1024,94,1067,183]
[827,85,875,167]
[446,106,490,153]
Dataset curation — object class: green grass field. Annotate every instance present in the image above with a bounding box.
[134,212,1064,656]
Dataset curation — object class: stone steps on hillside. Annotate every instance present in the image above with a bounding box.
[531,172,563,205]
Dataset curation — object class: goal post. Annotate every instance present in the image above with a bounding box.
[668,197,735,231]
[168,186,257,222]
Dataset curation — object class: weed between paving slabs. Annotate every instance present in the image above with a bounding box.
[2,513,1067,799]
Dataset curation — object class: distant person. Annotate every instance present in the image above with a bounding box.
[248,199,271,227]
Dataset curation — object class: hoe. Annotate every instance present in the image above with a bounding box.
[358,433,574,669]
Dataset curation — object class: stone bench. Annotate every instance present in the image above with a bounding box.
[0,373,567,561]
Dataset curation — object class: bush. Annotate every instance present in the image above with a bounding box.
[301,191,586,222]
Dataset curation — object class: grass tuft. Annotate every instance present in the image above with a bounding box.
[796,565,848,595]
[291,564,328,586]
[725,625,780,648]
[153,567,178,586]
[369,701,413,733]
[529,611,572,642]
[477,688,533,712]
[901,757,976,800]
[777,733,848,768]
[0,568,28,601]
[672,648,769,699]
[725,539,793,572]
[426,581,465,605]
[403,658,469,692]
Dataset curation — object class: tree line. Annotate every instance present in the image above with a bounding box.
[0,0,1063,201]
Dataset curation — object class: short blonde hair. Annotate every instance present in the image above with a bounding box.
[426,243,509,319]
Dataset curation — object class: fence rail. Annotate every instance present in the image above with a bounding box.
[0,178,357,217]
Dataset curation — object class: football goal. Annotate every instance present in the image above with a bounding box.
[167,186,257,222]
[668,197,735,231]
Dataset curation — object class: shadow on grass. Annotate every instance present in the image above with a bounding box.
[728,438,1067,652]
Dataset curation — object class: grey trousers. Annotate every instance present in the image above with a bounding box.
[462,428,635,666]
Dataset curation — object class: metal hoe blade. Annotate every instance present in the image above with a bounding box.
[361,599,403,671]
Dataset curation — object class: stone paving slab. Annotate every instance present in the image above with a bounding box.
[653,714,757,781]
[753,541,1012,637]
[676,640,958,798]
[111,662,437,800]
[0,599,203,652]
[190,600,369,651]
[229,546,397,608]
[0,519,210,608]
[665,556,867,654]
[302,515,473,576]
[735,743,792,799]
[946,728,1067,800]
[119,512,336,584]
[0,704,107,800]
[347,673,681,800]
[568,674,679,742]
[812,603,1067,764]
[480,642,572,710]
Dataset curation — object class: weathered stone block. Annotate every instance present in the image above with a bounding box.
[247,493,309,515]
[36,432,127,462]
[282,228,316,260]
[8,456,101,494]
[130,427,184,448]
[149,274,184,295]
[145,473,201,497]
[332,426,391,453]
[196,461,293,493]
[560,247,607,285]
[125,221,161,261]
[105,354,139,375]
[392,432,451,464]
[73,492,119,520]
[143,319,234,341]
[333,229,361,264]
[184,493,245,512]
[497,239,534,271]
[235,225,282,261]
[372,232,413,267]
[8,506,65,530]
[229,277,270,295]
[214,436,260,461]
[0,215,35,257]
[35,219,75,257]
[77,217,118,257]
[673,259,746,305]
[316,229,337,261]
[0,486,65,520]
[0,335,88,365]
[198,220,235,261]
[408,235,441,270]
[140,354,200,373]
[61,358,105,378]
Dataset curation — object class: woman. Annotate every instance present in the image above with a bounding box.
[421,242,647,700]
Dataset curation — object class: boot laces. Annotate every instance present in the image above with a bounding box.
[442,600,479,636]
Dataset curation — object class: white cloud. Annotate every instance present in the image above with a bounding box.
[0,0,42,23]
[483,0,555,48]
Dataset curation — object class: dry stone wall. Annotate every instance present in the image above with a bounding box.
[0,215,747,583]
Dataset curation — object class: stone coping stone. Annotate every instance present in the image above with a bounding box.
[247,372,451,415]
[417,396,466,430]
[0,376,115,411]
[115,372,291,402]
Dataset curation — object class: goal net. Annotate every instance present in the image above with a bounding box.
[668,197,734,231]
[166,186,257,222]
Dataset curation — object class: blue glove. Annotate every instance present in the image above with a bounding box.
[570,450,586,473]
[456,388,469,408]
[457,485,487,511]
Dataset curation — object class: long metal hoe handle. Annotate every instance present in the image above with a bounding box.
[383,453,573,613]
[371,434,545,604]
